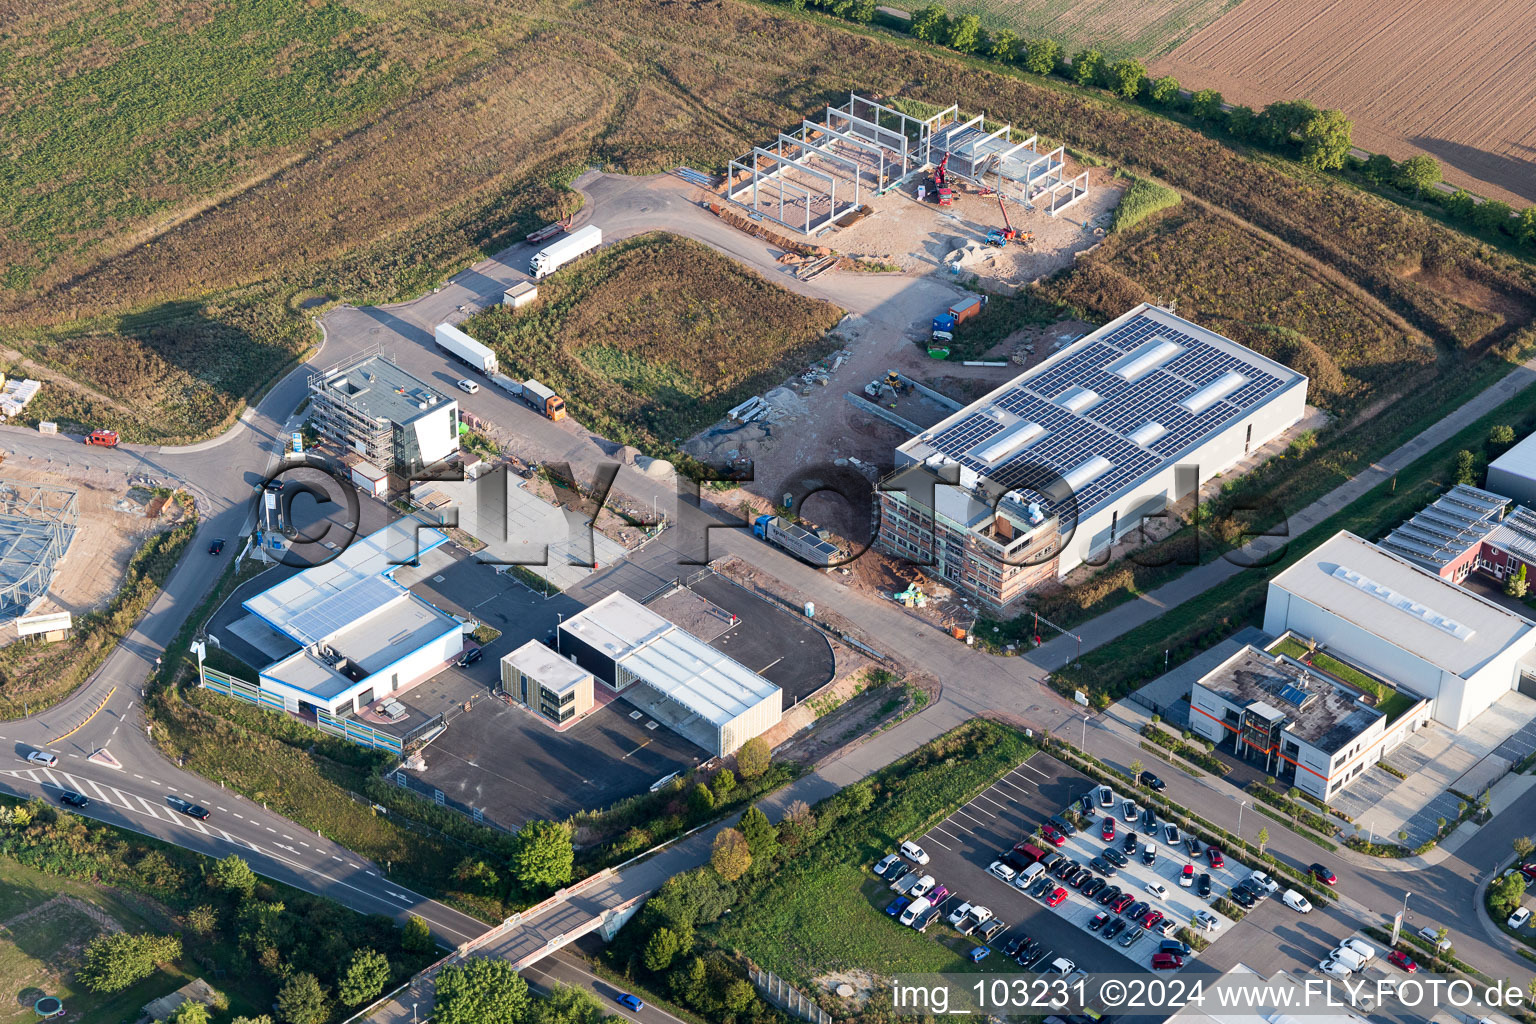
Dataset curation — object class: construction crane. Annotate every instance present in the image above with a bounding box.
[932,153,953,206]
[985,165,1033,247]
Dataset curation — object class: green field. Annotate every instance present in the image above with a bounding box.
[931,0,1247,58]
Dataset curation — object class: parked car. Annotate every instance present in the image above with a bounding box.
[1104,847,1128,867]
[1039,851,1063,873]
[1329,947,1366,972]
[886,897,912,918]
[1185,835,1203,857]
[1029,876,1054,898]
[1046,888,1068,907]
[1340,938,1375,963]
[900,897,932,926]
[1139,770,1166,791]
[1193,909,1221,932]
[1090,856,1117,877]
[1152,952,1184,970]
[1097,785,1116,808]
[977,918,1007,943]
[1145,882,1169,901]
[1001,851,1032,873]
[874,853,900,876]
[1049,957,1075,974]
[1088,912,1110,932]
[910,874,936,897]
[208,538,225,555]
[970,946,990,963]
[1003,935,1027,958]
[1111,893,1135,913]
[1097,884,1121,905]
[1283,889,1313,913]
[1121,799,1140,824]
[25,751,57,767]
[1124,831,1140,854]
[1318,959,1352,979]
[1101,817,1117,841]
[988,862,1017,884]
[929,884,950,904]
[1118,925,1141,948]
[1050,815,1077,837]
[1206,847,1226,869]
[1198,873,1213,898]
[1102,918,1127,940]
[1163,823,1181,846]
[1141,807,1157,829]
[456,379,480,394]
[59,791,89,808]
[1416,926,1451,951]
[1015,864,1046,890]
[900,840,930,864]
[1161,938,1193,956]
[1310,863,1337,885]
[1083,878,1106,898]
[1180,864,1195,888]
[457,647,483,667]
[1054,858,1077,879]
[879,859,908,880]
[1229,888,1257,908]
[1142,910,1164,931]
[888,868,916,892]
[1510,907,1533,929]
[1124,900,1149,920]
[1142,843,1158,867]
[1387,950,1419,972]
[947,902,974,927]
[1070,868,1094,890]
[1042,825,1066,847]
[915,905,943,933]
[1249,870,1281,894]
[1520,863,1536,884]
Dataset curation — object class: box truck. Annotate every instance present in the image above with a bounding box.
[433,323,498,375]
[518,379,566,421]
[530,225,602,280]
[753,515,841,567]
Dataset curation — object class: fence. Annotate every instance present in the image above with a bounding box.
[199,664,405,754]
[749,966,831,1024]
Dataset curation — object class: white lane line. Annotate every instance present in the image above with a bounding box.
[332,855,343,862]
[132,794,164,819]
[300,842,310,848]
[217,806,228,812]
[1020,761,1050,778]
[67,753,80,759]
[20,769,39,783]
[111,726,118,737]
[233,813,244,819]
[84,778,111,802]
[265,827,276,834]
[149,779,161,786]
[38,767,62,788]
[109,786,136,810]
[974,791,1008,812]
[133,773,143,779]
[283,834,293,840]
[922,832,953,851]
[191,818,210,835]
[59,770,89,794]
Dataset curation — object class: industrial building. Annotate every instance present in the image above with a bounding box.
[240,522,462,717]
[557,592,781,756]
[1377,484,1508,581]
[0,480,77,624]
[1189,645,1428,803]
[308,351,459,482]
[1488,432,1536,507]
[1263,531,1536,729]
[500,640,595,726]
[876,303,1308,610]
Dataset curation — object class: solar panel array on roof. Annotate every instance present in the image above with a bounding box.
[1379,484,1507,570]
[1486,505,1536,563]
[286,575,404,648]
[916,308,1295,520]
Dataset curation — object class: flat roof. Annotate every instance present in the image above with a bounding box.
[263,590,458,700]
[503,640,590,694]
[1378,484,1507,570]
[1270,531,1536,677]
[1197,645,1383,753]
[312,353,453,426]
[897,303,1306,524]
[561,592,779,729]
[244,521,448,645]
[1490,431,1536,484]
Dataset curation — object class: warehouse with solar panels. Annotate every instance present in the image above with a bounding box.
[876,303,1308,610]
[557,592,781,756]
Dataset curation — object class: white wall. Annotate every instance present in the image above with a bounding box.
[412,403,459,467]
[718,688,783,756]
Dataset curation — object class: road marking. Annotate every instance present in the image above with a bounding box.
[383,890,414,903]
[1020,761,1050,778]
[48,684,115,744]
[332,855,343,862]
[974,791,1008,812]
[283,834,293,840]
[38,767,62,788]
[265,827,276,833]
[233,813,244,819]
[133,773,143,779]
[84,778,111,801]
[132,794,162,819]
[300,841,310,847]
[59,770,89,793]
[111,726,118,737]
[217,806,228,812]
[150,780,161,786]
[67,753,80,758]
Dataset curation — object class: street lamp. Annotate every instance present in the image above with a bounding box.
[413,1004,418,1023]
[1081,715,1088,749]
[1237,800,1248,834]
[1401,891,1412,921]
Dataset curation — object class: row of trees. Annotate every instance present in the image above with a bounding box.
[775,0,1536,247]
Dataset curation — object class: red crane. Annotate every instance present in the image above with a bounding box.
[933,153,953,206]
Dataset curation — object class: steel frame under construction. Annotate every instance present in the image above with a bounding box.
[726,93,1089,233]
[0,479,78,623]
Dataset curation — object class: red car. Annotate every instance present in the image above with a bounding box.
[1520,863,1536,884]
[1111,893,1134,913]
[1309,863,1337,886]
[1206,847,1226,869]
[1387,950,1419,973]
[1152,952,1184,970]
[1046,887,1068,907]
[1042,826,1066,847]
[1142,910,1164,931]
[1101,818,1116,841]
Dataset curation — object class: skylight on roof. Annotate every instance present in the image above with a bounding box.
[1181,370,1248,414]
[969,420,1045,464]
[1127,421,1167,447]
[1330,565,1475,640]
[1106,337,1182,381]
[1061,455,1113,493]
[1056,386,1099,413]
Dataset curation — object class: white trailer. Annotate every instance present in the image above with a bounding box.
[529,224,602,280]
[434,323,497,375]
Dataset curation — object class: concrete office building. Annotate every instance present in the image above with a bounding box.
[1488,432,1536,508]
[1190,645,1428,802]
[1263,531,1536,729]
[308,352,459,481]
[242,522,462,716]
[877,303,1307,610]
[558,592,781,756]
[500,640,595,726]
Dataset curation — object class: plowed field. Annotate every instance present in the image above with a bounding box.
[1154,0,1536,206]
[945,0,1243,58]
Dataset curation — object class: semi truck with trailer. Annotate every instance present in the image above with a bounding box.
[433,323,498,375]
[529,224,602,280]
[515,379,566,421]
[752,514,841,567]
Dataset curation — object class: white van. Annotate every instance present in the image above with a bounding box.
[1340,937,1376,963]
[1016,862,1047,888]
[900,896,932,927]
[900,840,930,865]
[988,861,1017,883]
[1282,889,1313,913]
[1329,946,1366,972]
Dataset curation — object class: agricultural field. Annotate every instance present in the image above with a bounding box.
[462,233,843,457]
[1153,0,1536,207]
[933,0,1245,59]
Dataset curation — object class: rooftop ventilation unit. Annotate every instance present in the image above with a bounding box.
[1106,337,1182,382]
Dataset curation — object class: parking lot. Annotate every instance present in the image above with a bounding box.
[880,753,1243,974]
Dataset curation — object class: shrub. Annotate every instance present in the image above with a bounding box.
[1190,88,1223,120]
[1148,76,1180,105]
[1022,38,1062,75]
[78,932,183,993]
[1106,59,1147,99]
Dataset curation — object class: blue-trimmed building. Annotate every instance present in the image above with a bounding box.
[240,522,462,717]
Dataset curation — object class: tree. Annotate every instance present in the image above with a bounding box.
[210,854,257,899]
[511,819,574,890]
[1106,59,1147,99]
[1475,199,1514,233]
[1506,563,1528,599]
[711,769,737,800]
[688,783,716,815]
[1491,873,1527,917]
[1491,424,1517,456]
[909,4,949,43]
[989,28,1019,63]
[1454,449,1477,485]
[740,805,780,864]
[1514,835,1535,860]
[168,1002,211,1024]
[1226,105,1258,139]
[1445,189,1477,220]
[1396,154,1441,196]
[1022,38,1061,75]
[724,979,757,1014]
[735,736,771,779]
[401,914,435,954]
[1071,48,1104,87]
[947,13,983,53]
[78,932,183,993]
[848,0,877,23]
[1190,88,1223,120]
[1298,109,1353,169]
[232,1017,275,1024]
[1362,153,1395,182]
[711,828,752,881]
[436,957,530,1024]
[644,926,685,972]
[1129,759,1143,780]
[1258,99,1318,148]
[276,973,328,1024]
[1256,827,1269,854]
[186,905,218,936]
[1518,206,1536,246]
[454,858,500,893]
[1149,76,1180,105]
[532,983,607,1024]
[670,957,707,1006]
[338,948,391,1007]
